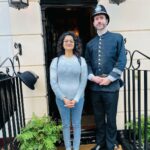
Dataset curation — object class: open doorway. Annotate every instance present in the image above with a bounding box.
[43,6,96,143]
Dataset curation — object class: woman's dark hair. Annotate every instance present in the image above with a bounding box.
[57,31,82,57]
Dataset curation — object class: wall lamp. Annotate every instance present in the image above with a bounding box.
[9,0,29,10]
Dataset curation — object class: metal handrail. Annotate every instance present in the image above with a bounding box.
[0,43,22,76]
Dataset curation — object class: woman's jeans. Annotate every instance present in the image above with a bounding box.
[56,97,84,150]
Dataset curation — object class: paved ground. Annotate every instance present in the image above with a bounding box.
[57,144,123,150]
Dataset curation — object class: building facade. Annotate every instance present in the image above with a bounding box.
[0,0,150,130]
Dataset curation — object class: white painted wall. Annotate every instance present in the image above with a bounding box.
[0,2,13,64]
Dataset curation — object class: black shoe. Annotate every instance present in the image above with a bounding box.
[91,144,105,150]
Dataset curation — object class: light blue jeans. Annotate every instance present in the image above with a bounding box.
[56,97,84,150]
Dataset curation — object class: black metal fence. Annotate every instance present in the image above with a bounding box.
[0,46,25,150]
[123,50,150,150]
[0,76,25,150]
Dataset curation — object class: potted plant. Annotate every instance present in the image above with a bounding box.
[15,114,62,150]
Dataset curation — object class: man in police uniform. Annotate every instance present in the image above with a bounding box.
[85,4,127,150]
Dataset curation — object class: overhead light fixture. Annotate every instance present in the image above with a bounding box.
[9,0,29,10]
[109,0,126,5]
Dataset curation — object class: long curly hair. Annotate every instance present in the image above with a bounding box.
[57,31,82,57]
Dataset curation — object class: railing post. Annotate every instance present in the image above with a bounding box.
[144,71,148,150]
[132,69,136,149]
[137,70,142,149]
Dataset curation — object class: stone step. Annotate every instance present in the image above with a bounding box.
[57,144,123,150]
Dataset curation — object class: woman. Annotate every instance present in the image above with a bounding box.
[50,31,87,150]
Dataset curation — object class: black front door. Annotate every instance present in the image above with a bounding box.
[42,5,96,143]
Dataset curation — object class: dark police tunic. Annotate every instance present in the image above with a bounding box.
[85,31,127,91]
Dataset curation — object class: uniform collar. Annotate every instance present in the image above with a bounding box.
[97,27,108,37]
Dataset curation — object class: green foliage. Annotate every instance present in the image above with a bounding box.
[126,115,150,144]
[16,114,62,150]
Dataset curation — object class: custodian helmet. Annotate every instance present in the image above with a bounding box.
[92,4,110,24]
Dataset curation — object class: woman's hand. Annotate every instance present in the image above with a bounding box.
[63,98,74,108]
[71,100,77,106]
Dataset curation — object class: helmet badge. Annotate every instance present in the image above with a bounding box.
[95,5,102,12]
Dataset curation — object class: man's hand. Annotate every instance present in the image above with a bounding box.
[99,77,111,86]
[91,76,102,84]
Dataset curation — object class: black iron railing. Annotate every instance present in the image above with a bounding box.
[0,44,25,150]
[123,50,150,150]
[0,76,25,150]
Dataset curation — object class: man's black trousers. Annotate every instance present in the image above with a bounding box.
[91,90,119,150]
